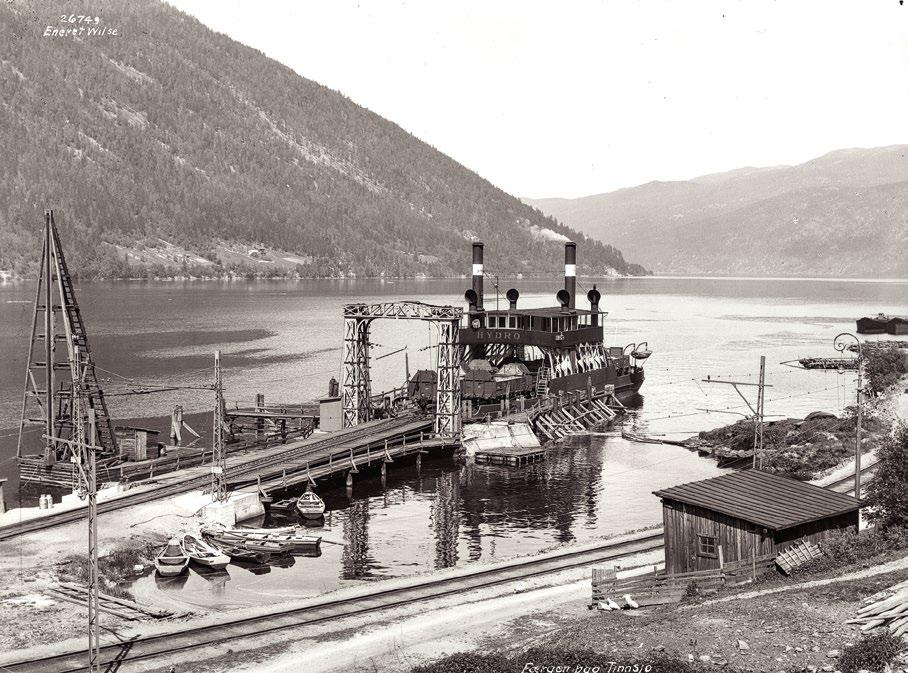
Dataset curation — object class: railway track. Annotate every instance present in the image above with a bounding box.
[821,460,878,495]
[0,416,431,541]
[1,531,666,673]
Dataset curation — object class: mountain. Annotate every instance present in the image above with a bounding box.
[0,1,647,280]
[525,147,908,277]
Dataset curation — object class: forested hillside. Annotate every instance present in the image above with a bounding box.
[526,146,908,278]
[0,0,646,280]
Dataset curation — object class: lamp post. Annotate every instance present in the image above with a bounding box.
[834,332,863,498]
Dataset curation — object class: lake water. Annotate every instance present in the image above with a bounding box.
[0,277,904,608]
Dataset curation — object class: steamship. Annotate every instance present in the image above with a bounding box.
[409,242,648,413]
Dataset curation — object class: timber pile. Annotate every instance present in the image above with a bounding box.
[775,540,824,575]
[48,582,189,621]
[847,581,908,639]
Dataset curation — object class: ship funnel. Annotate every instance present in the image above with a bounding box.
[556,289,571,309]
[472,241,484,311]
[506,288,519,310]
[587,286,601,327]
[564,242,576,309]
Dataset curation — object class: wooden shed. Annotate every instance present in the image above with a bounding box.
[653,471,861,575]
[114,426,161,462]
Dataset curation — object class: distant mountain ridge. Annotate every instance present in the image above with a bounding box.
[525,146,908,277]
[0,0,646,280]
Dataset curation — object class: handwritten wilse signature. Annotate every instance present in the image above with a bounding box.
[43,13,119,38]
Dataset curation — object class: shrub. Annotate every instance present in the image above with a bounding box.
[794,525,908,575]
[838,632,902,673]
[865,423,908,529]
[411,649,704,673]
[410,652,511,673]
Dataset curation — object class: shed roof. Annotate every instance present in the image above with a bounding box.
[653,470,862,531]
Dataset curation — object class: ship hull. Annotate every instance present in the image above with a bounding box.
[547,364,644,399]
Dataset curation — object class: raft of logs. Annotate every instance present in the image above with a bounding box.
[847,580,908,638]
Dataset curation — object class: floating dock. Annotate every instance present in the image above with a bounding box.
[474,444,546,466]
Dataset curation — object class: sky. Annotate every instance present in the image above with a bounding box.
[168,0,908,198]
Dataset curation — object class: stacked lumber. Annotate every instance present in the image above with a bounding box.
[775,540,824,575]
[48,582,188,621]
[846,581,908,638]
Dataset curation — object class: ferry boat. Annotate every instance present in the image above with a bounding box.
[409,242,647,418]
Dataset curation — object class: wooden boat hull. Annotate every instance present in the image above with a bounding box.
[181,534,231,570]
[296,492,326,520]
[154,559,188,576]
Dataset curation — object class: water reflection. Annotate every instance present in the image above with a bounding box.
[129,435,725,609]
[431,470,460,569]
[341,498,371,579]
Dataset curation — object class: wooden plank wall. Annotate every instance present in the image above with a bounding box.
[661,499,861,575]
[662,500,774,574]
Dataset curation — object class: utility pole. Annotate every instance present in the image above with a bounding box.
[756,356,766,468]
[702,358,772,469]
[834,333,863,497]
[211,350,227,502]
[71,345,100,673]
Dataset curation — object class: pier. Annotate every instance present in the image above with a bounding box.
[0,414,441,540]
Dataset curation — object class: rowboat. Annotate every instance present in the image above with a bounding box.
[180,533,230,570]
[201,527,320,554]
[201,530,293,555]
[295,487,326,520]
[211,542,271,564]
[269,498,298,513]
[232,531,322,553]
[155,537,190,576]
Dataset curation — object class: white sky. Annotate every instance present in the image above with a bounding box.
[168,0,908,198]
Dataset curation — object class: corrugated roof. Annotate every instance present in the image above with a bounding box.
[653,470,862,531]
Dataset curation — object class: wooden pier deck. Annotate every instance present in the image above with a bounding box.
[240,418,455,495]
[0,414,443,540]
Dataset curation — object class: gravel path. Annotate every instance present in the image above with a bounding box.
[693,553,908,606]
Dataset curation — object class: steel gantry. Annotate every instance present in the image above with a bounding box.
[341,301,462,437]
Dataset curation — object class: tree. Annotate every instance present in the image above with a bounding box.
[864,346,907,395]
[864,423,908,529]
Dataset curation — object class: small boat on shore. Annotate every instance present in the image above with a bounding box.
[180,533,230,570]
[155,537,190,576]
[295,487,326,520]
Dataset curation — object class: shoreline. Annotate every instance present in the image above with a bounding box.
[2,274,907,284]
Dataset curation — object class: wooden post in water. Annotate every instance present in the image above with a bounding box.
[0,478,6,514]
[255,393,265,439]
